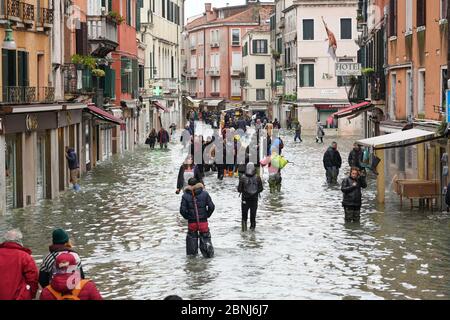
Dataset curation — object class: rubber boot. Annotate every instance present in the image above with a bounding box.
[199,231,214,258]
[186,231,199,256]
[241,220,247,232]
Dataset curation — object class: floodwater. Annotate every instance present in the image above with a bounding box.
[1,129,450,300]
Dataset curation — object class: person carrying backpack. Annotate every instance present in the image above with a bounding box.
[238,163,264,231]
[39,253,102,300]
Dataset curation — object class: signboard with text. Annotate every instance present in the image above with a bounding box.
[335,63,362,76]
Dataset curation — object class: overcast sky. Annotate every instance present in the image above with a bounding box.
[185,0,265,22]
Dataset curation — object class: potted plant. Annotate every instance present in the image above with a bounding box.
[92,69,106,77]
[272,50,281,60]
[362,67,375,78]
[108,11,124,24]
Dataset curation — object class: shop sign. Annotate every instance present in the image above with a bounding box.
[25,114,39,131]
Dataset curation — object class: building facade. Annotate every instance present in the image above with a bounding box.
[140,0,184,131]
[183,1,274,108]
[294,0,361,135]
[242,29,272,114]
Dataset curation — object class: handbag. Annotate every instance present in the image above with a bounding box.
[145,137,151,145]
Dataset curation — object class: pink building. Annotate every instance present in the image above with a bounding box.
[184,1,274,103]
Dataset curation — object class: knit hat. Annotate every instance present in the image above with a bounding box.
[52,228,69,245]
[188,178,198,186]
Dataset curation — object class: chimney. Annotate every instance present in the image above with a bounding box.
[205,3,212,12]
[205,3,216,22]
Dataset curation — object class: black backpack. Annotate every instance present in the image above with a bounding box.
[243,176,259,197]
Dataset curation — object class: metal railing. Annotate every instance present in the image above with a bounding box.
[88,15,118,44]
[21,1,34,21]
[40,7,53,25]
[6,0,20,18]
[1,86,55,104]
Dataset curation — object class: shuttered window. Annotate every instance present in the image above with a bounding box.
[255,64,265,80]
[340,18,352,39]
[76,22,88,55]
[303,19,314,40]
[417,0,426,27]
[17,51,29,87]
[389,0,397,37]
[299,64,314,87]
[252,40,268,54]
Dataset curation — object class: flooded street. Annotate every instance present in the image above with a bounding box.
[1,131,450,300]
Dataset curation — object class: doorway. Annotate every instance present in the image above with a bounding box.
[36,131,47,201]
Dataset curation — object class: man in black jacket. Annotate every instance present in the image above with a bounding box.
[348,143,363,170]
[341,168,367,222]
[323,142,342,184]
[180,178,215,258]
[237,163,264,231]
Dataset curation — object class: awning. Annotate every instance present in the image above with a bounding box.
[356,129,437,149]
[204,99,225,107]
[333,101,373,119]
[316,104,347,110]
[85,104,124,125]
[152,101,169,112]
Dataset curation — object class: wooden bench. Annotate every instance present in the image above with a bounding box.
[394,179,440,209]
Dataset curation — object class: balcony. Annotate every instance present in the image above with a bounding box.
[210,42,220,48]
[188,69,197,77]
[1,86,55,104]
[88,15,119,57]
[38,7,53,29]
[230,67,241,76]
[207,67,220,76]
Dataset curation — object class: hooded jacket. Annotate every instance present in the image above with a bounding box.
[39,273,102,300]
[238,164,263,201]
[180,183,215,223]
[0,242,39,300]
[341,175,367,207]
[323,147,342,169]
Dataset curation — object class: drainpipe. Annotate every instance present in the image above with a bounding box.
[204,27,206,96]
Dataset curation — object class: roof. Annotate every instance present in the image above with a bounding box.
[186,4,274,30]
[356,129,436,149]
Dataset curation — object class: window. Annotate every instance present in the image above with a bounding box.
[210,53,220,68]
[337,76,347,87]
[406,0,413,33]
[275,69,282,84]
[121,57,132,93]
[270,15,275,31]
[139,65,144,88]
[442,67,448,111]
[243,42,248,56]
[277,38,282,53]
[198,79,204,93]
[190,55,197,70]
[211,30,219,43]
[232,52,242,71]
[303,19,314,40]
[441,0,448,20]
[417,0,426,27]
[390,73,397,119]
[389,0,397,37]
[418,69,425,113]
[252,40,268,54]
[190,34,196,47]
[406,70,413,119]
[231,79,241,96]
[256,89,265,101]
[255,64,265,80]
[340,19,352,39]
[212,78,220,93]
[299,64,314,87]
[126,0,131,25]
[198,32,204,45]
[162,0,165,18]
[231,29,240,46]
[284,47,291,66]
[198,54,204,69]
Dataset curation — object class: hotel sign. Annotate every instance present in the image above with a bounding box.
[335,63,362,76]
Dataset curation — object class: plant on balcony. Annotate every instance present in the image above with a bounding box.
[108,11,124,24]
[92,69,106,77]
[357,14,364,22]
[272,50,281,60]
[71,54,97,70]
[362,67,375,77]
[283,94,297,102]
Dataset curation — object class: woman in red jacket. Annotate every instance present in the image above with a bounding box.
[40,253,103,300]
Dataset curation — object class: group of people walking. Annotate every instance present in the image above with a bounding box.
[0,228,102,300]
[146,127,171,150]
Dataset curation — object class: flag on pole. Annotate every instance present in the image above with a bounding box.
[322,17,337,60]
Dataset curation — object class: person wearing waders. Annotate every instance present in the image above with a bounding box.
[341,167,367,222]
[238,163,263,231]
[180,178,215,258]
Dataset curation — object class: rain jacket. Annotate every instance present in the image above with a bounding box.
[0,242,39,300]
[66,149,79,170]
[40,274,102,300]
[323,147,342,169]
[180,183,215,224]
[158,129,170,144]
[238,166,263,201]
[341,176,367,207]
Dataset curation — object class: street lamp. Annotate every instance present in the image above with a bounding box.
[2,21,17,50]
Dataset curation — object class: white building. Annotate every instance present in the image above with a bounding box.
[140,0,184,131]
[242,29,272,115]
[294,0,361,135]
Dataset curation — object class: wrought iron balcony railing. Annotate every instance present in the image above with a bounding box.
[21,1,34,21]
[1,86,55,104]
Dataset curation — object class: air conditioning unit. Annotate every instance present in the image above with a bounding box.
[211,42,220,47]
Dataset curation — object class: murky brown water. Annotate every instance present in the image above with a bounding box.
[1,130,450,300]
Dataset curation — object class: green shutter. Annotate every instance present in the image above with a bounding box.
[309,65,314,87]
[299,65,304,87]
